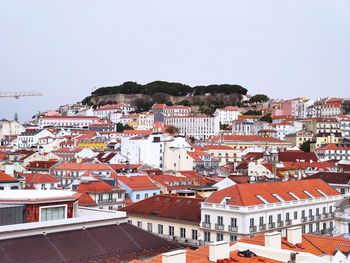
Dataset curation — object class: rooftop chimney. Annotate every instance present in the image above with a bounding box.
[265,231,281,249]
[161,249,186,263]
[209,241,230,262]
[287,226,302,245]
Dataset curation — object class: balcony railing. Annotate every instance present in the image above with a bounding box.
[97,198,117,204]
[323,213,329,219]
[277,221,284,227]
[301,217,307,222]
[308,215,315,221]
[285,219,292,226]
[316,214,322,220]
[259,224,266,231]
[228,225,238,232]
[249,226,257,233]
[215,224,225,231]
[268,223,275,229]
[202,222,211,229]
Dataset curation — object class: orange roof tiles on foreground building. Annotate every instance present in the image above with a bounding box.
[206,179,339,206]
[239,233,350,257]
[117,175,159,191]
[132,245,282,263]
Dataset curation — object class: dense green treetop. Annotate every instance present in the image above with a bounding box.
[90,81,248,97]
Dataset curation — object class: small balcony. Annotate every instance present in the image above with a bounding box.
[259,224,266,231]
[97,198,117,204]
[249,226,257,233]
[268,223,275,229]
[285,219,292,226]
[301,217,307,222]
[277,221,284,227]
[202,222,211,229]
[215,224,225,231]
[316,214,322,220]
[323,213,329,219]
[228,225,238,232]
[308,215,315,221]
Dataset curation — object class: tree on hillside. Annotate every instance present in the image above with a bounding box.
[300,140,312,152]
[260,114,272,123]
[116,123,134,132]
[165,125,179,134]
[249,94,269,103]
[243,110,262,115]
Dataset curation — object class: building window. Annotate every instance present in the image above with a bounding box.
[341,188,346,194]
[118,192,122,199]
[230,235,237,242]
[98,194,103,202]
[192,229,198,240]
[180,228,186,238]
[40,206,66,221]
[268,215,273,224]
[158,224,163,235]
[302,210,305,218]
[204,231,211,242]
[323,207,326,215]
[302,225,306,234]
[169,226,174,236]
[259,217,264,226]
[147,223,153,232]
[108,206,113,210]
[249,218,254,227]
[231,218,237,227]
[286,212,290,221]
[309,224,313,233]
[145,193,149,198]
[308,209,312,216]
[217,216,223,226]
[216,233,223,241]
[316,208,320,215]
[277,214,282,222]
[205,214,210,223]
[294,211,298,220]
[127,220,132,224]
[137,221,142,228]
[136,194,140,200]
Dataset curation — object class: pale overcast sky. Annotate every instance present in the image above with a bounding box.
[0,0,349,121]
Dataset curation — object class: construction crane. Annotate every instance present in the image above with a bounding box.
[0,91,43,99]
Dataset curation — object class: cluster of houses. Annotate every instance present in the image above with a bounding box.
[0,97,350,262]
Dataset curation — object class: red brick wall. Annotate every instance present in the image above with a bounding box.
[25,200,75,223]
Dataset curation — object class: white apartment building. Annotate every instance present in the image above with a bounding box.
[214,106,240,125]
[17,129,55,149]
[316,143,350,161]
[162,105,191,117]
[121,134,173,169]
[200,179,342,243]
[93,104,134,119]
[137,112,155,130]
[338,115,350,137]
[38,116,100,129]
[0,120,25,140]
[165,115,220,140]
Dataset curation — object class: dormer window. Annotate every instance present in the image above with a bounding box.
[316,189,327,197]
[272,194,285,202]
[288,192,300,200]
[256,195,269,204]
[221,197,231,205]
[303,190,314,198]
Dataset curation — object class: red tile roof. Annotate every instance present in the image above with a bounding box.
[120,194,203,223]
[53,162,113,171]
[206,179,339,206]
[117,175,159,191]
[0,171,19,182]
[21,173,58,184]
[278,151,318,162]
[77,180,118,193]
[239,234,350,257]
[133,244,282,263]
[211,135,286,143]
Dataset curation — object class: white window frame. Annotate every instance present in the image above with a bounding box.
[39,204,68,222]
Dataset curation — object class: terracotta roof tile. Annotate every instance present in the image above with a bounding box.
[206,179,339,206]
[117,175,160,191]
